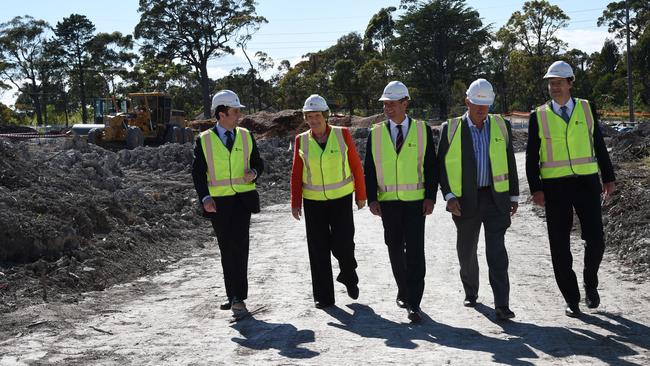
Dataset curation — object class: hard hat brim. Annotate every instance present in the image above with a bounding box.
[543,73,572,79]
[378,96,408,101]
[467,97,493,106]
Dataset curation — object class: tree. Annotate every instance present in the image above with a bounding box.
[597,0,650,41]
[363,7,397,55]
[498,0,570,106]
[135,0,266,118]
[332,59,357,115]
[0,16,50,125]
[391,0,491,118]
[53,14,97,123]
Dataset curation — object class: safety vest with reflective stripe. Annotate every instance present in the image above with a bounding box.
[298,126,354,201]
[200,127,256,197]
[444,115,510,198]
[536,98,598,178]
[371,120,427,201]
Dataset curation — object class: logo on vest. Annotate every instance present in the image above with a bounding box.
[407,142,417,147]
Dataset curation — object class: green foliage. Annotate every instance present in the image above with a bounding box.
[597,0,650,41]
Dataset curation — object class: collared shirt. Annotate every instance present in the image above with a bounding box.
[215,122,236,147]
[444,113,518,203]
[388,115,410,148]
[466,113,491,188]
[551,98,575,119]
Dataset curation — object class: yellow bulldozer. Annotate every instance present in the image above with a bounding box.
[72,92,194,149]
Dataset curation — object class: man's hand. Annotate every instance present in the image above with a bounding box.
[510,202,519,216]
[369,201,382,216]
[356,200,366,210]
[291,207,301,220]
[243,169,257,183]
[446,198,461,216]
[203,197,217,213]
[531,191,545,207]
[422,199,435,216]
[602,182,615,199]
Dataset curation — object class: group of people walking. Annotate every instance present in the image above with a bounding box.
[191,60,616,323]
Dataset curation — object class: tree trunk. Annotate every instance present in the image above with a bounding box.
[79,69,88,123]
[200,62,211,119]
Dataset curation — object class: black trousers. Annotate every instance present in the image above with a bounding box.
[452,189,511,307]
[210,194,252,302]
[303,194,359,305]
[543,174,605,305]
[379,200,426,309]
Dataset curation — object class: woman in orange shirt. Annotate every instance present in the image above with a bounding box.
[290,94,367,309]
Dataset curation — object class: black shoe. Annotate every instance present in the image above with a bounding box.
[495,306,515,320]
[220,299,232,310]
[346,284,359,300]
[565,303,582,318]
[314,301,334,309]
[407,307,422,323]
[585,287,600,309]
[463,296,477,307]
[396,297,408,309]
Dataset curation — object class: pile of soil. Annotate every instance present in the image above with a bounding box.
[0,125,37,134]
[603,121,650,279]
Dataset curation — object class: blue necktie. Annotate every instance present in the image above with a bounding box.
[225,131,234,151]
[560,106,570,123]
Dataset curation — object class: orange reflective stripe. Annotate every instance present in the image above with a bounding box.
[304,176,353,191]
[240,129,250,171]
[493,115,509,145]
[493,174,509,182]
[539,105,554,162]
[301,134,312,186]
[379,183,425,192]
[579,99,595,154]
[416,122,425,185]
[448,117,461,144]
[373,125,384,187]
[208,177,247,186]
[203,132,219,186]
[541,157,597,168]
[333,128,347,179]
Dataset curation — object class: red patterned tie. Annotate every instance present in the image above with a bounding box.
[395,124,404,153]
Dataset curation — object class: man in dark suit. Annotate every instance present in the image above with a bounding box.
[438,79,519,321]
[526,61,615,318]
[191,90,264,318]
[364,81,439,323]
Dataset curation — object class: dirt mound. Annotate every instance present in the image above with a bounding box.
[0,137,211,312]
[239,110,307,139]
[602,121,650,279]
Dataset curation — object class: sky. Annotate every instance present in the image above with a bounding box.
[0,0,618,106]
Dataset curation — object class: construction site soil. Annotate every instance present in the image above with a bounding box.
[0,114,647,315]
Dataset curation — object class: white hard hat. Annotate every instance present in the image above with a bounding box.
[466,78,495,106]
[302,94,329,112]
[211,89,245,114]
[543,61,575,79]
[378,81,410,101]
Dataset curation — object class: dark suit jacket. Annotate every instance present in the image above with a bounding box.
[363,118,439,203]
[525,99,615,194]
[438,115,519,218]
[191,126,264,215]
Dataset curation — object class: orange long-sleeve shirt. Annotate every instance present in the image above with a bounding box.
[291,126,367,208]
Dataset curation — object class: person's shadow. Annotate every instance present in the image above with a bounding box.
[474,303,646,365]
[231,316,319,359]
[325,303,538,365]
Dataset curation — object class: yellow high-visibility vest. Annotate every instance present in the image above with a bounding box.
[370,120,427,201]
[444,114,510,197]
[298,126,354,200]
[536,98,598,178]
[200,127,256,197]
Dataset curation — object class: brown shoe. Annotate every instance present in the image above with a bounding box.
[231,301,248,317]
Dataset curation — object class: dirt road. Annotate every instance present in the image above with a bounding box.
[1,153,650,365]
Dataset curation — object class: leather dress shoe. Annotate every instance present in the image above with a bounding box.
[220,299,232,310]
[565,303,582,318]
[314,301,334,309]
[585,287,600,309]
[346,284,359,300]
[463,296,477,307]
[396,297,408,309]
[407,307,422,323]
[495,306,515,320]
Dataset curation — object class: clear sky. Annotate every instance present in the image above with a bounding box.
[1,0,617,106]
